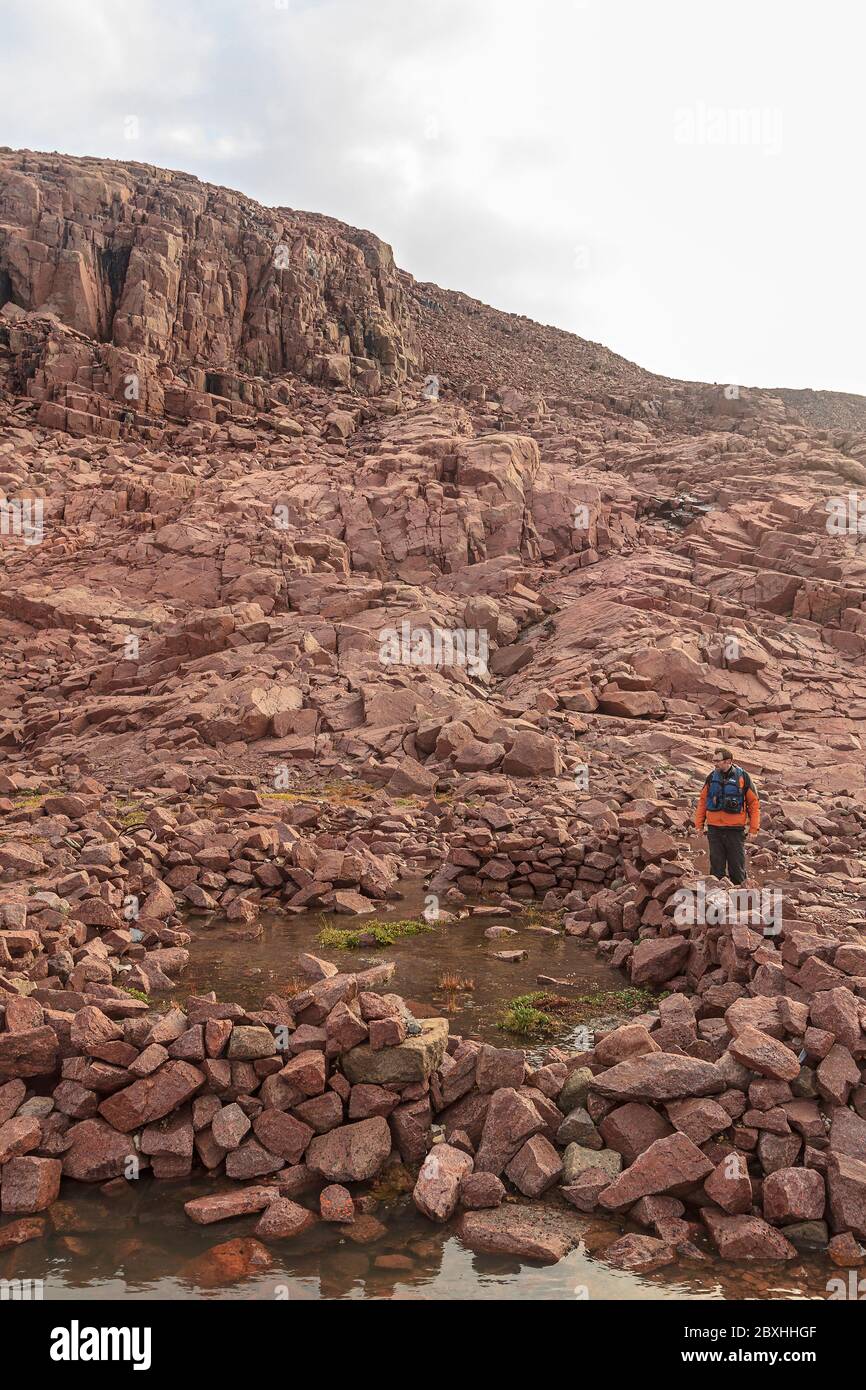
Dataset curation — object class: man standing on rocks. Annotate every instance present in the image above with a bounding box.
[694,746,760,885]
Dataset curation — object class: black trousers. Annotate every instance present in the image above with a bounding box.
[707,825,747,884]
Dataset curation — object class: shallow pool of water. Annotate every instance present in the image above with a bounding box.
[177,882,623,1044]
[10,883,833,1302]
[2,1179,831,1302]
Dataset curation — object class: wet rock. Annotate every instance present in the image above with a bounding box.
[320,1184,355,1222]
[702,1211,797,1261]
[184,1188,276,1224]
[457,1204,585,1264]
[253,1197,318,1240]
[603,1233,677,1272]
[181,1237,273,1288]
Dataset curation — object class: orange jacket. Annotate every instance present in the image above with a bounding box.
[695,767,760,833]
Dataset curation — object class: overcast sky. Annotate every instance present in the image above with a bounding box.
[2,0,864,394]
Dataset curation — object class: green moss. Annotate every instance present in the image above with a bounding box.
[317,917,433,950]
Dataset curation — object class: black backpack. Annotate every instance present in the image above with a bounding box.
[706,765,748,814]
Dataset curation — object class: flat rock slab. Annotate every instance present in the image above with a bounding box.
[591,1053,724,1102]
[341,1017,448,1085]
[457,1204,587,1264]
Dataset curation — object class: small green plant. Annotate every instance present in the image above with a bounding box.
[498,992,557,1039]
[317,917,433,950]
[123,987,150,1004]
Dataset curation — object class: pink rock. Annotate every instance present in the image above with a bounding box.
[599,1132,714,1210]
[599,1101,674,1164]
[603,1233,676,1272]
[253,1198,318,1240]
[727,1027,801,1081]
[211,1102,251,1151]
[702,1211,797,1261]
[504,1134,562,1197]
[305,1117,391,1182]
[0,1156,62,1214]
[592,1053,724,1102]
[561,1170,609,1212]
[458,1172,505,1210]
[61,1119,135,1182]
[97,1061,204,1132]
[457,1205,584,1263]
[762,1167,825,1223]
[413,1143,474,1221]
[665,1097,732,1146]
[630,937,690,985]
[225,1140,285,1180]
[320,1184,355,1222]
[809,987,861,1051]
[252,1109,314,1164]
[184,1188,276,1224]
[0,1114,41,1163]
[827,1153,866,1239]
[474,1087,544,1175]
[593,1024,660,1067]
[704,1154,753,1214]
[817,1045,860,1106]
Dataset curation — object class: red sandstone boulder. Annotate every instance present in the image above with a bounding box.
[474,1087,544,1175]
[702,1211,797,1261]
[0,1156,62,1214]
[591,1054,724,1102]
[727,1027,800,1081]
[305,1116,391,1182]
[762,1167,825,1223]
[598,1132,714,1210]
[413,1142,474,1221]
[97,1061,205,1132]
[253,1197,318,1240]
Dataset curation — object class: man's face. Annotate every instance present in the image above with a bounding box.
[713,754,733,773]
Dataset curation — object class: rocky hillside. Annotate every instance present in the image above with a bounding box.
[5,150,866,1273]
